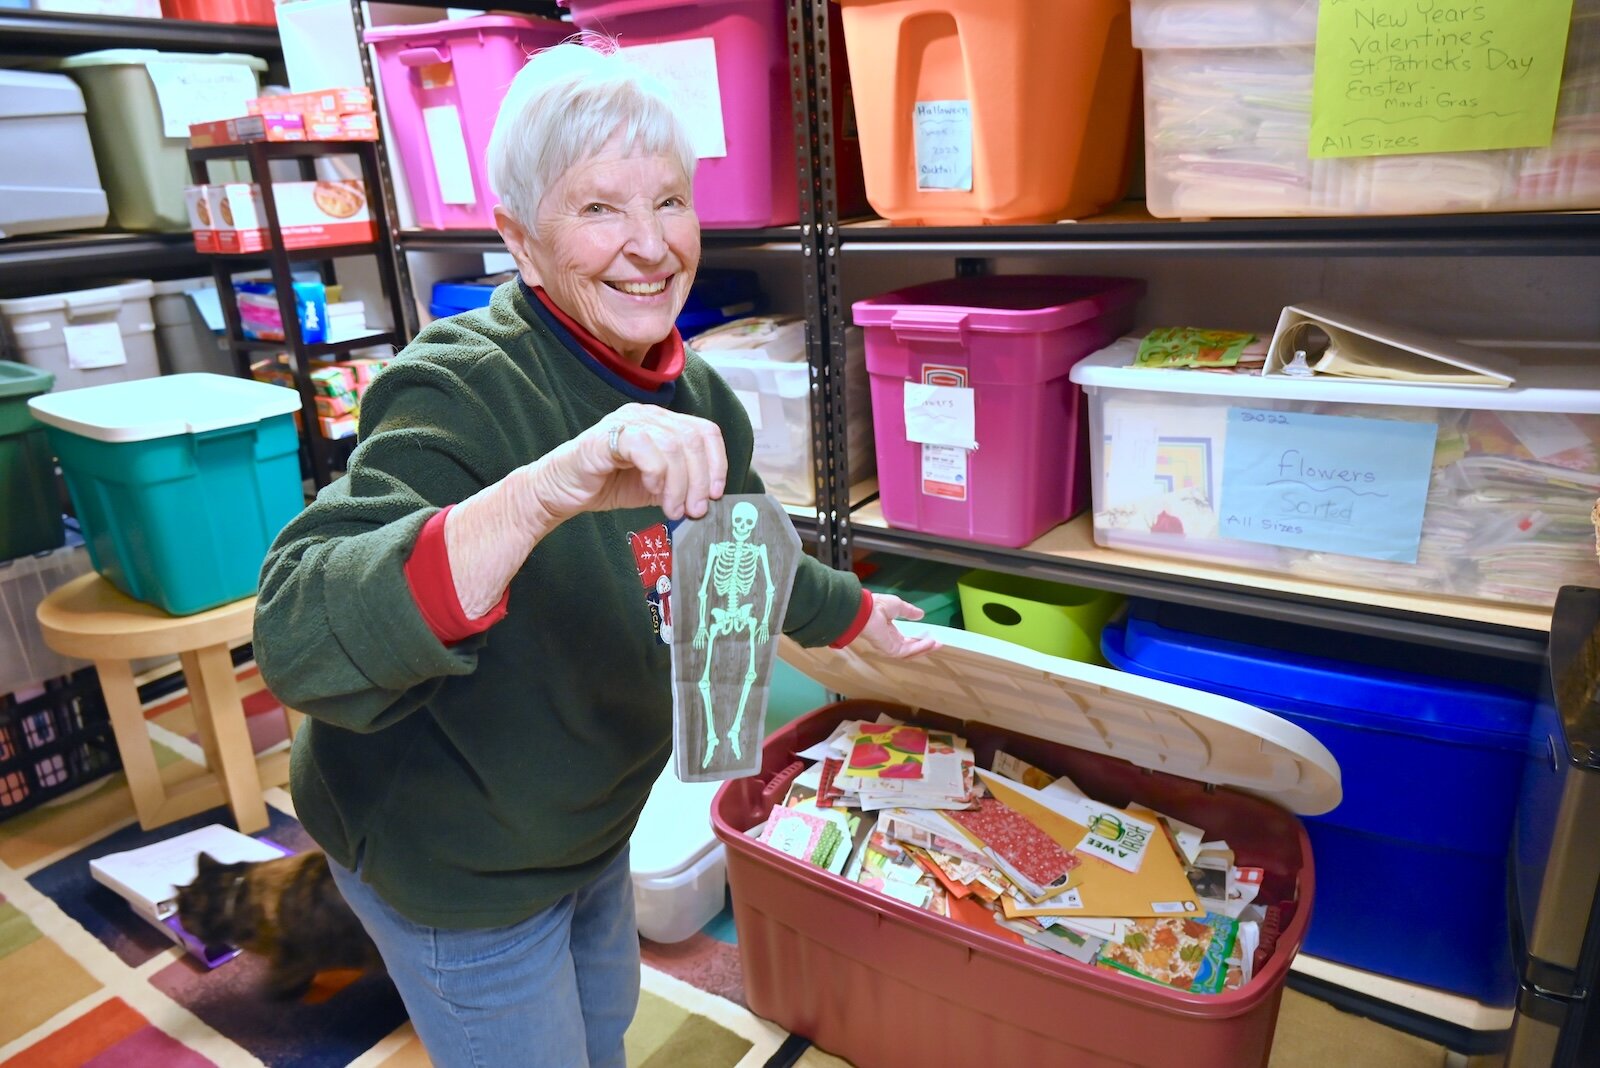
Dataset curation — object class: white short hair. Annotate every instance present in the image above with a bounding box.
[487,35,697,226]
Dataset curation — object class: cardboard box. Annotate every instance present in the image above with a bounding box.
[185,186,216,253]
[248,87,373,119]
[213,183,269,253]
[217,181,375,252]
[189,114,307,148]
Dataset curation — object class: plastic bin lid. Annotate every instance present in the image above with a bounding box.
[0,70,87,120]
[59,50,268,71]
[28,373,300,442]
[1070,336,1600,414]
[0,279,155,316]
[151,277,215,297]
[780,623,1342,815]
[631,766,722,880]
[852,276,1144,335]
[363,14,564,42]
[0,361,53,399]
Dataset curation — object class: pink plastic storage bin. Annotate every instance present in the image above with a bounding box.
[855,276,1143,549]
[561,0,801,228]
[365,15,568,231]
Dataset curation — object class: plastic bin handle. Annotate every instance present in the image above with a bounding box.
[62,293,125,321]
[888,308,971,345]
[397,45,451,68]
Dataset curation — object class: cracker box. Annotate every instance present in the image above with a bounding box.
[185,186,216,253]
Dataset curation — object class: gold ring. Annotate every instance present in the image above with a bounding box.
[607,423,625,462]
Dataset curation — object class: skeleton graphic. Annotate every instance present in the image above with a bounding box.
[691,501,775,767]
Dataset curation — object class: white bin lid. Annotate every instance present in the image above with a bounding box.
[0,70,88,119]
[631,765,722,881]
[1070,337,1600,414]
[780,623,1342,816]
[0,279,154,317]
[59,50,268,72]
[28,373,301,442]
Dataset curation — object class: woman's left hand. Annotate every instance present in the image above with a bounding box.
[854,594,939,659]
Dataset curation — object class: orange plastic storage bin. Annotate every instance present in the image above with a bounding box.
[836,0,1140,225]
[161,0,275,25]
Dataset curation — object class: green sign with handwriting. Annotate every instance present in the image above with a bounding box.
[1310,0,1573,158]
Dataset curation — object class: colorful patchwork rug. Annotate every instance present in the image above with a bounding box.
[0,674,785,1068]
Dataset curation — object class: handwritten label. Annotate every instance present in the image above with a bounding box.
[144,61,259,139]
[62,322,128,370]
[622,38,727,159]
[1310,0,1574,157]
[913,100,973,191]
[1219,408,1437,562]
[903,382,976,449]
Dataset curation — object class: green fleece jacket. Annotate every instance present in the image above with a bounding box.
[254,280,861,928]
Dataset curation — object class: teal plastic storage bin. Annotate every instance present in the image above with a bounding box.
[0,362,65,563]
[27,374,303,616]
[858,553,966,628]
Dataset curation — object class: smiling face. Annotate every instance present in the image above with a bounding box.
[496,135,700,364]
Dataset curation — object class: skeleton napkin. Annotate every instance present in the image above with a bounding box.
[669,494,803,782]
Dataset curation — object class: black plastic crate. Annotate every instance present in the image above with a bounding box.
[0,669,121,822]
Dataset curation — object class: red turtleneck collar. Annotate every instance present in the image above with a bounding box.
[531,286,685,391]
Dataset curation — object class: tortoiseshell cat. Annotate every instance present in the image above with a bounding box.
[176,851,387,999]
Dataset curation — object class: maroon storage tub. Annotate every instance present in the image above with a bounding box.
[711,626,1342,1068]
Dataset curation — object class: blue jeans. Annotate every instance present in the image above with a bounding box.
[329,847,640,1068]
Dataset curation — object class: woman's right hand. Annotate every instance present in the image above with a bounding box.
[521,404,729,525]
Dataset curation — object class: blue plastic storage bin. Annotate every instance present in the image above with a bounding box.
[27,374,304,616]
[1102,600,1534,1005]
[429,273,511,321]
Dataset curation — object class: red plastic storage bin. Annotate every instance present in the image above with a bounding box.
[712,626,1342,1068]
[854,275,1143,549]
[161,0,275,25]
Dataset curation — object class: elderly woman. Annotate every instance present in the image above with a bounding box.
[254,39,930,1068]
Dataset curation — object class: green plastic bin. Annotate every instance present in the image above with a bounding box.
[0,362,64,562]
[957,569,1121,664]
[860,553,965,628]
[27,373,303,616]
[59,50,266,231]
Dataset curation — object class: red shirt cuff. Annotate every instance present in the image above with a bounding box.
[404,506,510,645]
[830,590,874,650]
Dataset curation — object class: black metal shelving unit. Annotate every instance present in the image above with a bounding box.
[188,139,409,488]
[0,8,282,56]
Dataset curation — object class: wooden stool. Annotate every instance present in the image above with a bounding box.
[35,572,300,834]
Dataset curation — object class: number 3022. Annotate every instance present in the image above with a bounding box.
[1241,411,1290,425]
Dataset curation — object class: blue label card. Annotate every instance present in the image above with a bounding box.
[1218,408,1438,563]
[913,100,973,192]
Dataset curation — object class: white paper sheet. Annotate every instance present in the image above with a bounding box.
[423,104,478,206]
[903,383,976,449]
[621,38,727,159]
[913,100,973,192]
[145,61,260,139]
[63,323,127,370]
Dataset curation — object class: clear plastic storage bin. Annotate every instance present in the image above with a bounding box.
[0,281,160,394]
[0,70,108,239]
[1070,338,1600,608]
[693,317,875,508]
[59,51,266,231]
[1133,0,1600,217]
[0,541,94,698]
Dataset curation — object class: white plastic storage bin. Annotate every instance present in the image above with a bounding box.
[630,766,727,944]
[0,541,94,699]
[152,277,230,376]
[1133,0,1600,217]
[59,50,266,231]
[1070,338,1600,609]
[0,71,108,239]
[693,318,875,509]
[0,281,160,393]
